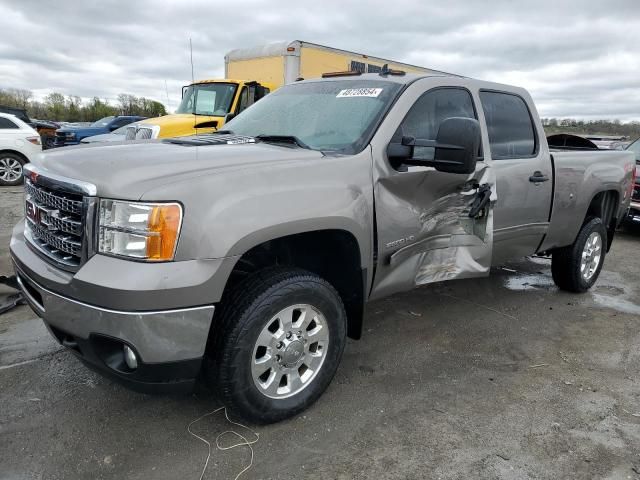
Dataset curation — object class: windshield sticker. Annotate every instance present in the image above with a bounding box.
[336,88,383,98]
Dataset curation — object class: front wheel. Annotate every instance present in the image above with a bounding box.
[551,217,607,292]
[211,267,347,424]
[0,153,26,186]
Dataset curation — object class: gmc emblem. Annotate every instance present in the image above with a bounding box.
[26,199,40,223]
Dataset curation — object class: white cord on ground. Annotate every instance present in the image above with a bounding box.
[188,407,260,480]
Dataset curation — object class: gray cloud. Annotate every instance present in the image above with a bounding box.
[1,0,638,120]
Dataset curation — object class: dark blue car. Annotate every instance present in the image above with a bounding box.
[54,115,146,147]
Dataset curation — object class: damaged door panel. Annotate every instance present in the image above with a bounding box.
[371,162,495,299]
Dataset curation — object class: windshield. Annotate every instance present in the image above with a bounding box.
[224,80,402,154]
[627,137,640,162]
[111,125,129,135]
[176,83,238,116]
[91,116,115,127]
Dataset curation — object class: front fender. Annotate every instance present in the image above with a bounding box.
[141,148,375,268]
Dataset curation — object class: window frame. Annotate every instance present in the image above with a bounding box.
[393,86,483,161]
[479,89,539,161]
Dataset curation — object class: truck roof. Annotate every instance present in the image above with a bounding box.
[295,72,530,98]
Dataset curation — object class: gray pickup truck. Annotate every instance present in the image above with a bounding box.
[10,71,636,423]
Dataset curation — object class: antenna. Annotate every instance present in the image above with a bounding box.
[189,37,196,134]
[189,38,195,85]
[164,80,170,112]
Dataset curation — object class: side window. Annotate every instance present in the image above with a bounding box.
[111,118,130,128]
[236,87,249,114]
[479,91,536,159]
[0,117,19,129]
[394,88,477,162]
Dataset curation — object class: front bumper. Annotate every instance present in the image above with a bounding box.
[53,139,80,147]
[14,264,214,392]
[9,220,230,393]
[626,200,640,223]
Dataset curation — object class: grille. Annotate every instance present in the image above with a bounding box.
[24,180,85,267]
[54,132,68,145]
[135,127,153,139]
[125,126,137,140]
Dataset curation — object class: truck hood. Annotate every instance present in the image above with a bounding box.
[139,114,224,137]
[34,140,324,199]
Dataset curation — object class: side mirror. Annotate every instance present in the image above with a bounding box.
[224,112,236,123]
[387,117,481,174]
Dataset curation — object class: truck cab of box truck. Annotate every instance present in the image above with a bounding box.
[127,79,274,140]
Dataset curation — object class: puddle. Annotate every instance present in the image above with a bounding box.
[500,260,640,316]
[591,294,640,315]
[504,273,555,291]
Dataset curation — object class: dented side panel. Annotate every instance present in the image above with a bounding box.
[370,163,495,299]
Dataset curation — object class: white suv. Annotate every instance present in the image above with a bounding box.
[0,112,42,186]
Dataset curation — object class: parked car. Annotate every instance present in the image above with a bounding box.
[0,105,58,149]
[624,137,640,225]
[11,71,635,423]
[80,124,131,144]
[54,115,146,147]
[0,112,42,186]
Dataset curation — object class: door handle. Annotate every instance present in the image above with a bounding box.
[529,171,549,183]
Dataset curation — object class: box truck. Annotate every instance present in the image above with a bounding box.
[225,40,450,89]
[127,40,450,140]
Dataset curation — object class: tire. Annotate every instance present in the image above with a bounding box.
[210,266,347,424]
[0,153,26,186]
[551,217,607,293]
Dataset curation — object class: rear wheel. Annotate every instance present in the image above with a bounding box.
[551,217,607,292]
[210,267,347,424]
[0,153,26,186]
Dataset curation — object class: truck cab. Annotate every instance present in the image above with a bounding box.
[127,79,273,140]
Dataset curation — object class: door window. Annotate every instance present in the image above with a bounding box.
[394,88,477,163]
[0,117,19,129]
[236,87,249,114]
[479,91,536,159]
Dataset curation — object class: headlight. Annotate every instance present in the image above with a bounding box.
[98,200,182,261]
[65,132,76,138]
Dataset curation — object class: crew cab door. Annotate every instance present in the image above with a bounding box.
[478,90,552,264]
[369,83,496,300]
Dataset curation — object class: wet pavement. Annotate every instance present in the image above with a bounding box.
[1,185,640,479]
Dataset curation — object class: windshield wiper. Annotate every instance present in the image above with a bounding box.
[255,134,311,150]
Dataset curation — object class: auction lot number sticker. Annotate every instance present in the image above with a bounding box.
[336,88,383,98]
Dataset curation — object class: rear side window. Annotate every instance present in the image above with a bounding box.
[0,117,19,129]
[480,91,536,159]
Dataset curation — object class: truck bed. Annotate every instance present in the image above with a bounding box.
[540,149,635,251]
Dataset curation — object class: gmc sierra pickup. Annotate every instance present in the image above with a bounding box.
[10,71,636,424]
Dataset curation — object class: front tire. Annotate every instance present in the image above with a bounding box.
[0,153,26,186]
[211,267,347,424]
[551,217,607,292]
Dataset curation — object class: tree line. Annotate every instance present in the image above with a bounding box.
[542,118,640,139]
[0,88,167,122]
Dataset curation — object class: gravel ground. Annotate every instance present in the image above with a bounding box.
[1,185,639,480]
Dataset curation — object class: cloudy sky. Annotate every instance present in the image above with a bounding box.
[1,0,639,120]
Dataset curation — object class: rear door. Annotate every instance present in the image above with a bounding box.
[478,90,552,264]
[370,82,496,300]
